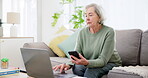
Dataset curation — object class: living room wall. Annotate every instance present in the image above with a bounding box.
[0,0,2,19]
[76,0,148,30]
[40,0,148,44]
[40,0,63,44]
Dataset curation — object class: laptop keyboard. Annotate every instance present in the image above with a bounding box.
[53,71,77,78]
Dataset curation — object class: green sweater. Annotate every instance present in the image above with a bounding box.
[75,25,122,68]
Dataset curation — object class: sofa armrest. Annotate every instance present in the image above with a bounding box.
[23,42,58,57]
[108,69,142,78]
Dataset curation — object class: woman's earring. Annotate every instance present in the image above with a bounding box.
[98,21,101,24]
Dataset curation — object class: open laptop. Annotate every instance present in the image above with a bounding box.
[20,48,77,78]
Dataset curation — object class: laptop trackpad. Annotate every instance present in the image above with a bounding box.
[54,71,77,78]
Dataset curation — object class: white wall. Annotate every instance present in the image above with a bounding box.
[103,0,148,30]
[37,0,42,42]
[77,0,148,30]
[0,0,2,19]
[41,0,63,44]
[41,0,148,44]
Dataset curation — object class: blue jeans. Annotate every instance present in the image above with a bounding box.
[72,63,117,78]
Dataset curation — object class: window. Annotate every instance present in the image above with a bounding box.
[2,0,37,41]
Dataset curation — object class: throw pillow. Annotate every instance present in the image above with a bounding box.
[50,28,74,41]
[58,30,80,58]
[49,35,69,57]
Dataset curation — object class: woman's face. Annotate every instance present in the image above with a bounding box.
[86,7,100,27]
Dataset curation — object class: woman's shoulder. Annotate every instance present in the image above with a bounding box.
[79,27,88,33]
[103,25,114,30]
[103,25,115,32]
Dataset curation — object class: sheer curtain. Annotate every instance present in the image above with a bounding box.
[2,0,37,41]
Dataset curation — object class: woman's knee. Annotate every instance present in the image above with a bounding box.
[84,68,104,78]
[84,63,117,78]
[72,65,86,76]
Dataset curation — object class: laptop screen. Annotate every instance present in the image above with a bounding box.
[20,48,54,78]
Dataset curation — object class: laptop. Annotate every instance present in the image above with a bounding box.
[20,48,77,78]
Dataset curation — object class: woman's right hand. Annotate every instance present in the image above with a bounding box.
[52,63,71,73]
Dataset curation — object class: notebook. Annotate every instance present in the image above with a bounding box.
[20,48,77,78]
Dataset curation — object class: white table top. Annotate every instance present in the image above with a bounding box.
[0,73,31,78]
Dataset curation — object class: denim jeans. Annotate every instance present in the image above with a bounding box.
[72,63,117,78]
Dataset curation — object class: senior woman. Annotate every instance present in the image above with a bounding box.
[53,3,122,78]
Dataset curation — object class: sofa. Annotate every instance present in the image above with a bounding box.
[23,29,148,78]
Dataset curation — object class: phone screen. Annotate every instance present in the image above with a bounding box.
[68,51,80,59]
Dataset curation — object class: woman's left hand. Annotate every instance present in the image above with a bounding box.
[71,53,89,65]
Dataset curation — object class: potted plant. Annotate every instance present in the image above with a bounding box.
[69,6,85,29]
[51,0,85,29]
[1,58,9,69]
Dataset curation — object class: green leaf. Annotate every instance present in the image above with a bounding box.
[52,0,84,29]
[51,11,63,27]
[75,6,83,9]
[1,58,9,62]
[69,6,85,29]
[60,0,74,4]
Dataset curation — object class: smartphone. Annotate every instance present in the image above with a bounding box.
[68,51,81,59]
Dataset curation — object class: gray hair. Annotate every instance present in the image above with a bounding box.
[85,3,104,24]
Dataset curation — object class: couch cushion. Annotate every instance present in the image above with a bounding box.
[116,29,142,66]
[23,42,57,57]
[58,31,79,58]
[140,30,148,65]
[49,35,69,57]
[108,69,143,78]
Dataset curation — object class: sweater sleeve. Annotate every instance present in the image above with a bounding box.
[75,31,83,55]
[87,29,115,68]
